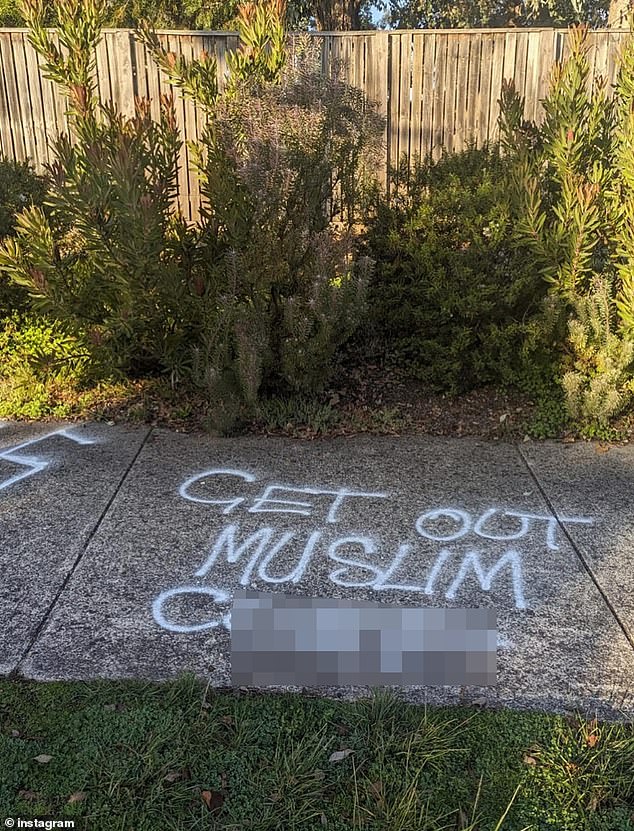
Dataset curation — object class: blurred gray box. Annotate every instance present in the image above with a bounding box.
[231,590,496,686]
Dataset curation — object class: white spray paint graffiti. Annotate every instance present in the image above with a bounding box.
[0,427,98,492]
[415,506,593,551]
[153,467,595,634]
[179,468,389,522]
[153,586,232,633]
[153,526,531,632]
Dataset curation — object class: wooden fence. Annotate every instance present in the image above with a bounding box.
[0,27,631,220]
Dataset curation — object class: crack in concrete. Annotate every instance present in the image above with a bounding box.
[13,424,155,676]
[515,442,634,653]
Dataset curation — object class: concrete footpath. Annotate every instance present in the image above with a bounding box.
[1,420,633,719]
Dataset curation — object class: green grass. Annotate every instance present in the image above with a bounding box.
[1,678,633,830]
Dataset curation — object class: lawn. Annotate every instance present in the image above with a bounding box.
[1,677,633,830]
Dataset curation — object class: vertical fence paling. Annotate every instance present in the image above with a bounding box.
[364,30,389,192]
[0,31,25,161]
[0,27,630,219]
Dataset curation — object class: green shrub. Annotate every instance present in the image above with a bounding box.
[561,281,634,425]
[0,313,95,418]
[138,0,384,425]
[0,158,48,240]
[361,146,551,394]
[0,0,383,431]
[499,24,634,432]
[0,157,48,317]
[0,99,200,382]
[0,0,215,384]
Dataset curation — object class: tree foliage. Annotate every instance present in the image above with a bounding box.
[0,0,316,30]
[1,0,617,31]
[377,0,609,28]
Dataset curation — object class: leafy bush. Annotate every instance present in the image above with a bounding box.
[361,146,551,394]
[500,24,634,432]
[1,120,199,379]
[0,158,48,240]
[0,157,48,317]
[0,313,94,418]
[0,0,383,430]
[138,0,384,427]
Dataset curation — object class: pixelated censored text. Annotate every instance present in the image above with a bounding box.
[231,591,496,686]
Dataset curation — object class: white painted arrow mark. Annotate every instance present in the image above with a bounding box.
[0,428,98,493]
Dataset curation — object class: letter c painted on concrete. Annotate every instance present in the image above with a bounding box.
[152,585,231,633]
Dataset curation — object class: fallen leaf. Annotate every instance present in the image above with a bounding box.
[586,732,599,747]
[33,754,52,764]
[201,789,224,812]
[10,729,20,738]
[329,749,353,763]
[103,703,116,711]
[313,768,326,780]
[68,791,87,804]
[596,444,611,454]
[523,754,537,765]
[164,771,183,783]
[321,812,328,826]
[471,696,488,707]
